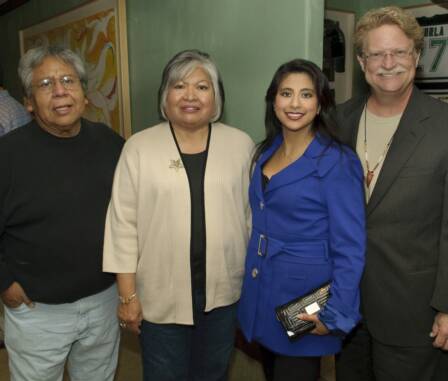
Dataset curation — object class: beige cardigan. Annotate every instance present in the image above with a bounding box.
[103,122,254,324]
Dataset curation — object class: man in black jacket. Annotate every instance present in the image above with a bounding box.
[334,7,448,381]
[0,46,124,381]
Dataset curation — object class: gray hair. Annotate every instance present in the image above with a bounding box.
[158,49,225,122]
[18,45,88,97]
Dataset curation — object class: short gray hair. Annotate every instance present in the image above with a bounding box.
[18,45,88,97]
[158,49,225,122]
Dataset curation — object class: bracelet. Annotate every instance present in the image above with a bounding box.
[118,292,137,304]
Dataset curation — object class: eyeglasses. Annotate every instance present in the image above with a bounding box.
[363,48,415,63]
[33,75,81,93]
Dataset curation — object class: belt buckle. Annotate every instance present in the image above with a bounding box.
[257,234,268,257]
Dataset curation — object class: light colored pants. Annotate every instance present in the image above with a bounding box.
[5,284,120,381]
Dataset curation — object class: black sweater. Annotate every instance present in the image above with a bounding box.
[0,119,124,303]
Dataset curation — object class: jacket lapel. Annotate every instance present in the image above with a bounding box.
[252,136,281,201]
[367,88,430,215]
[343,97,367,150]
[264,135,321,194]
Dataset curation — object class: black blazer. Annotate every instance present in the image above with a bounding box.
[335,87,448,346]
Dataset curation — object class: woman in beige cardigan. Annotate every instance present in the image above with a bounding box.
[103,50,254,381]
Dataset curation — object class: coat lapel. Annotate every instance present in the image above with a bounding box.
[252,136,281,202]
[263,135,322,194]
[342,97,367,150]
[367,88,430,215]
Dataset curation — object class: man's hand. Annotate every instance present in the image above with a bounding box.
[298,313,330,335]
[430,312,448,350]
[1,282,33,308]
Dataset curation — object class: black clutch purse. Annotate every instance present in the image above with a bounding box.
[275,282,331,341]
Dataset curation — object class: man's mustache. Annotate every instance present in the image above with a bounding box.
[376,67,407,75]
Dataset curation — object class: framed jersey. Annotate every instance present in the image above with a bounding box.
[407,3,448,97]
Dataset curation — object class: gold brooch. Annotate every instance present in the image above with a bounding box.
[169,159,184,171]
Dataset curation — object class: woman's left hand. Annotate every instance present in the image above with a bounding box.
[118,298,143,335]
[298,313,330,335]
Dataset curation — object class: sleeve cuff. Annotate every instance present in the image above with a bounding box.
[319,303,361,335]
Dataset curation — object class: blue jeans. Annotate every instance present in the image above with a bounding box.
[139,290,237,381]
[5,284,120,381]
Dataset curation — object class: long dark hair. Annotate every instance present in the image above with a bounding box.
[252,58,339,168]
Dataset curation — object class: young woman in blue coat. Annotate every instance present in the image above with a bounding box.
[238,59,366,380]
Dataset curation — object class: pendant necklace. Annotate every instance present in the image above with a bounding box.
[363,103,394,188]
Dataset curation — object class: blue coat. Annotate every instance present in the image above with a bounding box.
[238,133,366,356]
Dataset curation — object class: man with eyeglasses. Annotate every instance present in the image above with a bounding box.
[0,46,124,381]
[334,6,448,381]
